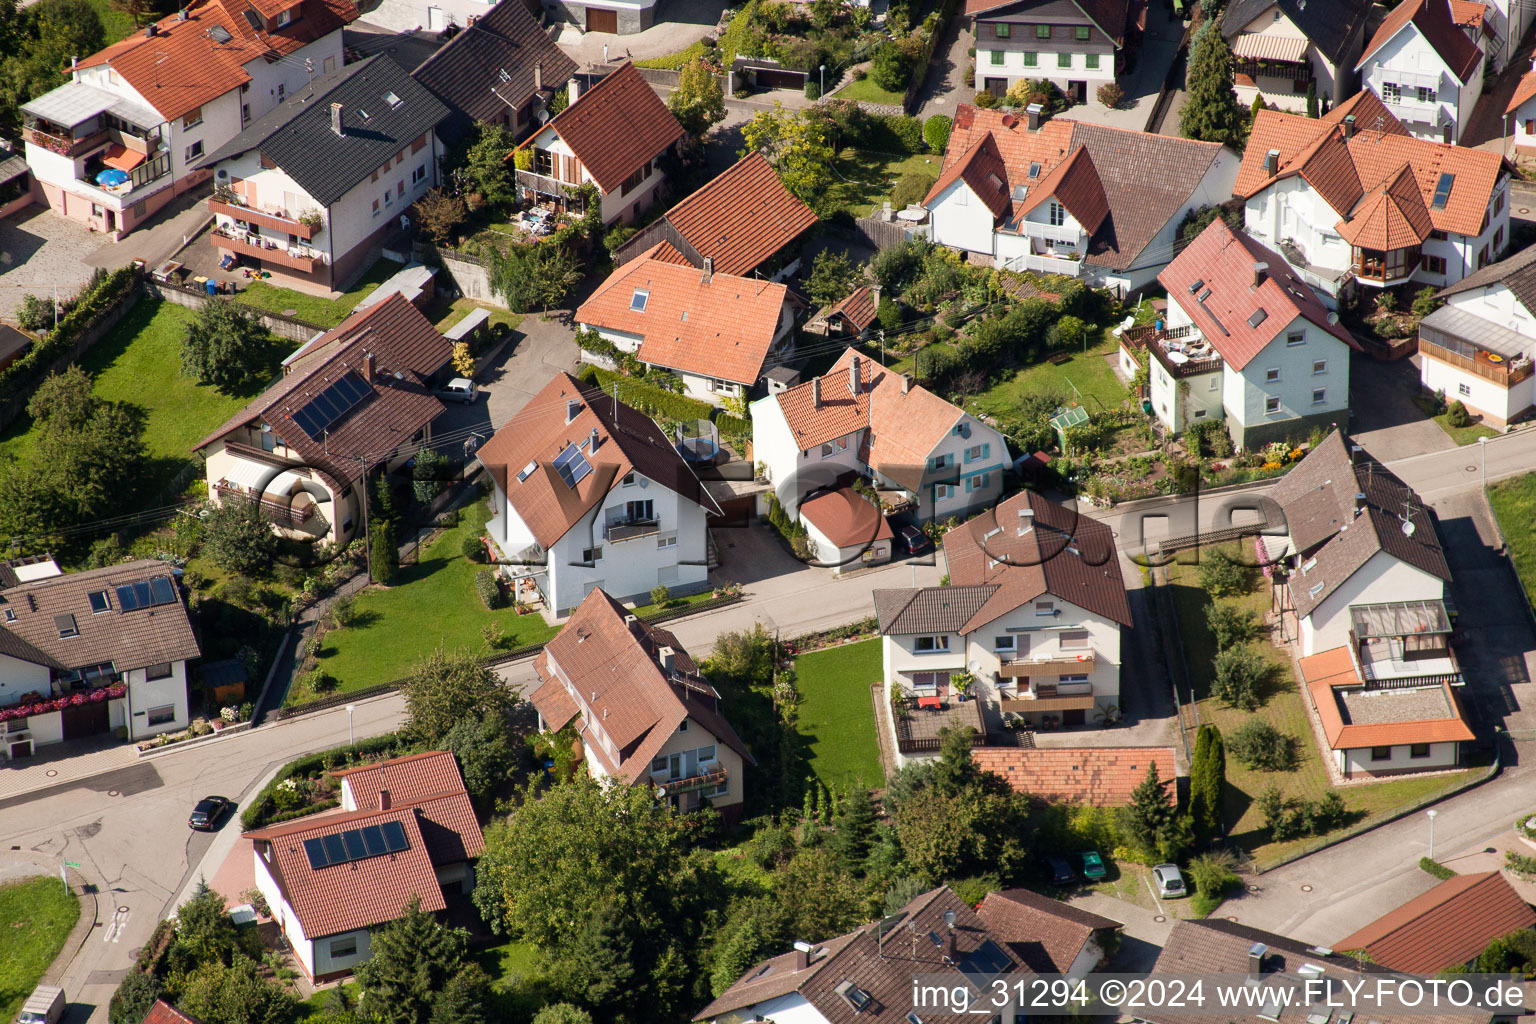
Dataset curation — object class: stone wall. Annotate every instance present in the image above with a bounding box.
[148,280,329,343]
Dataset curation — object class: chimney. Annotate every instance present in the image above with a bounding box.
[901,372,912,394]
[1343,114,1355,139]
[378,789,391,810]
[1442,122,1453,145]
[1026,102,1043,130]
[70,55,78,68]
[363,351,375,381]
[702,256,713,284]
[1252,262,1268,288]
[658,646,675,672]
[812,376,821,409]
[589,426,599,453]
[849,354,861,395]
[534,60,543,92]
[870,284,880,308]
[792,941,814,971]
[1354,492,1366,516]
[145,22,157,37]
[568,76,580,108]
[330,102,344,136]
[565,398,580,424]
[1263,149,1280,176]
[1248,943,1268,982]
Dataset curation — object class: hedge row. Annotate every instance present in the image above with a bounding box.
[577,364,717,423]
[240,732,416,830]
[0,265,139,402]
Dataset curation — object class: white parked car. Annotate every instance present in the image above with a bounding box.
[1153,863,1187,898]
[439,378,477,404]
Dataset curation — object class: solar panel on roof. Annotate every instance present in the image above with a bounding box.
[553,443,592,488]
[292,371,371,440]
[323,833,347,862]
[303,837,329,869]
[150,577,175,604]
[381,820,409,852]
[361,824,388,855]
[1431,172,1454,209]
[343,830,368,860]
[116,584,140,611]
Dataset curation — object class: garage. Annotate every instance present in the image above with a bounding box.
[585,7,617,32]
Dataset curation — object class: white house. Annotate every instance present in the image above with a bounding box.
[474,372,721,617]
[1507,67,1536,156]
[0,558,200,758]
[922,104,1238,293]
[246,750,484,981]
[19,0,355,238]
[1239,90,1510,306]
[751,347,1008,521]
[529,587,755,821]
[1419,246,1536,426]
[1220,0,1373,112]
[1356,0,1485,144]
[968,0,1128,102]
[196,57,448,294]
[1478,0,1533,72]
[576,244,796,404]
[512,62,683,226]
[1129,218,1360,448]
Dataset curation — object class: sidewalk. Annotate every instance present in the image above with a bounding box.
[0,738,137,803]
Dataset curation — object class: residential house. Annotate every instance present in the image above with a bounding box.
[1453,0,1521,73]
[923,104,1239,292]
[873,489,1132,763]
[972,746,1178,804]
[751,347,1008,520]
[1219,0,1373,112]
[575,243,797,404]
[19,0,356,238]
[197,57,448,294]
[511,62,684,225]
[1126,217,1359,448]
[409,0,576,143]
[1356,0,1485,144]
[1507,66,1536,156]
[1333,871,1536,972]
[544,0,658,34]
[0,558,199,757]
[0,145,32,219]
[142,1001,204,1024]
[1420,242,1536,426]
[246,749,485,981]
[473,372,721,616]
[1267,431,1468,777]
[797,486,894,574]
[976,887,1123,978]
[194,293,452,547]
[1238,90,1511,306]
[611,151,818,281]
[529,587,754,819]
[695,886,1026,1024]
[967,0,1130,103]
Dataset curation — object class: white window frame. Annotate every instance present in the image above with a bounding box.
[1287,330,1305,346]
[147,704,176,726]
[1035,600,1054,616]
[1265,396,1281,414]
[1311,388,1327,405]
[1312,359,1327,375]
[1265,367,1281,383]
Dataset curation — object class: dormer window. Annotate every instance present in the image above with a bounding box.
[55,614,79,638]
[276,6,293,26]
[631,289,649,312]
[835,981,871,1012]
[88,591,111,614]
[384,90,402,110]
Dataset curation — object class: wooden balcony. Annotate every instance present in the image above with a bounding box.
[24,124,108,158]
[209,198,318,239]
[215,481,314,527]
[1142,327,1223,379]
[1418,336,1534,387]
[213,228,324,273]
[653,763,727,795]
[998,653,1096,677]
[1234,58,1313,82]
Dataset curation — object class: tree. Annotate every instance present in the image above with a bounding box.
[668,56,725,138]
[441,712,519,806]
[355,897,470,1024]
[1305,78,1318,118]
[428,968,491,1024]
[109,0,159,27]
[109,971,161,1024]
[404,645,516,744]
[182,298,275,393]
[870,42,915,91]
[1180,22,1244,146]
[741,103,835,204]
[775,845,872,939]
[1197,550,1249,597]
[1119,762,1183,860]
[455,122,518,206]
[177,955,297,1024]
[1212,644,1266,711]
[1188,725,1225,840]
[531,1007,593,1024]
[488,241,582,313]
[1206,604,1259,650]
[202,495,280,577]
[707,897,791,996]
[1228,719,1296,771]
[832,782,877,870]
[891,729,1029,882]
[169,880,246,972]
[371,521,399,584]
[807,249,858,306]
[890,171,936,211]
[932,725,982,797]
[413,189,467,245]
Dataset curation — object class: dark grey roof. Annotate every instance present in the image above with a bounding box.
[199,56,449,208]
[1436,243,1536,314]
[410,0,575,140]
[0,325,30,364]
[0,621,60,669]
[874,585,1000,635]
[1220,0,1372,64]
[0,153,28,184]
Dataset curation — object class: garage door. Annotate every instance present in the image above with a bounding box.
[60,699,110,740]
[586,7,617,32]
[755,68,805,90]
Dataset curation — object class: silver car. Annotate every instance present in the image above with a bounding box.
[1153,863,1187,898]
[439,378,477,404]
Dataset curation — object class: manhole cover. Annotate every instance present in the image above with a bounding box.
[282,309,298,316]
[107,790,119,797]
[117,906,129,913]
[1520,207,1531,215]
[1248,884,1260,892]
[1300,884,1313,892]
[1227,915,1239,922]
[1154,915,1167,922]
[1467,465,1478,472]
[45,770,57,777]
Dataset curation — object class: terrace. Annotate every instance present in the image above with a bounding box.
[1419,306,1536,389]
[1348,599,1463,689]
[892,697,985,755]
[212,224,325,272]
[1123,322,1224,378]
[209,189,320,240]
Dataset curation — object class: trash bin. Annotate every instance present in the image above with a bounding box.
[206,279,217,297]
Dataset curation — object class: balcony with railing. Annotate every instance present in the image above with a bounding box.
[24,120,109,159]
[1418,318,1535,388]
[213,225,325,273]
[214,481,315,527]
[1134,323,1224,378]
[1002,249,1086,277]
[605,516,661,542]
[1234,58,1313,82]
[652,763,727,795]
[1347,599,1463,689]
[209,194,319,239]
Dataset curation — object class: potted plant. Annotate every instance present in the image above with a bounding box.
[951,672,976,702]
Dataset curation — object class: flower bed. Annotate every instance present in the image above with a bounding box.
[0,684,126,722]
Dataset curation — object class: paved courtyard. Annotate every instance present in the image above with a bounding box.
[0,206,104,321]
[1056,0,1185,132]
[555,0,728,65]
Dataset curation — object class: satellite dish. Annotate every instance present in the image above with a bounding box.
[1401,519,1416,537]
[943,909,957,930]
[1327,311,1339,325]
[537,108,550,123]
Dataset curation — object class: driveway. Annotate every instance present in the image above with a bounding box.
[554,0,728,66]
[1345,353,1454,460]
[912,15,973,120]
[1057,1,1185,132]
[0,207,104,321]
[433,308,579,445]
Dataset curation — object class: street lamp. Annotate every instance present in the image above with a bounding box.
[346,703,357,746]
[1479,434,1488,490]
[1427,808,1439,861]
[819,64,826,98]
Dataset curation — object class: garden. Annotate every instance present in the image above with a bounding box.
[0,876,80,1024]
[792,636,884,791]
[233,257,404,328]
[1489,472,1536,609]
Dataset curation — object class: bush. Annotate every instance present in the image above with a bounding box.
[1197,551,1250,597]
[888,114,924,154]
[1227,719,1296,770]
[974,89,997,108]
[891,171,937,210]
[1212,645,1266,711]
[576,364,716,423]
[1206,604,1259,650]
[804,79,822,100]
[474,569,504,609]
[1097,82,1125,108]
[870,43,915,91]
[1420,856,1456,880]
[1258,787,1347,841]
[924,114,952,152]
[461,533,487,563]
[650,583,672,607]
[16,293,58,332]
[877,296,904,332]
[963,64,975,87]
[1446,399,1471,428]
[948,874,1001,906]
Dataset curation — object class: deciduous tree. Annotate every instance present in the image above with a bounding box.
[741,104,835,204]
[177,955,297,1024]
[668,57,725,138]
[182,298,276,393]
[441,712,519,806]
[403,645,516,744]
[202,495,280,578]
[807,249,858,306]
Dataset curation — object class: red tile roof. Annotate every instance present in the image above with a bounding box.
[659,152,817,277]
[1235,91,1406,197]
[1015,145,1109,234]
[1508,70,1536,114]
[1334,872,1536,972]
[1335,162,1436,251]
[923,133,1013,219]
[823,285,877,332]
[973,746,1178,805]
[331,751,484,862]
[799,487,892,548]
[1357,0,1482,84]
[1159,218,1358,370]
[576,243,790,386]
[1299,647,1475,749]
[1449,0,1485,27]
[143,1001,204,1024]
[977,888,1121,974]
[522,62,684,193]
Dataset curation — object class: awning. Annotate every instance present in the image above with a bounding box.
[1231,33,1308,63]
[101,145,146,171]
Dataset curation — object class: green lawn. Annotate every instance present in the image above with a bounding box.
[0,876,80,1024]
[823,150,944,218]
[969,329,1128,423]
[235,257,403,328]
[0,298,279,499]
[1433,412,1499,445]
[428,297,523,337]
[86,0,138,42]
[307,501,558,696]
[1490,473,1536,607]
[793,638,884,790]
[294,982,357,1018]
[834,76,907,106]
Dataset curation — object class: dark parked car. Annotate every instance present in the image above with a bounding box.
[1047,854,1076,886]
[899,525,932,554]
[188,796,232,831]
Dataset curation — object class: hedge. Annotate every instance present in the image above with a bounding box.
[475,568,504,609]
[0,265,139,401]
[579,364,716,423]
[923,114,952,152]
[241,732,416,830]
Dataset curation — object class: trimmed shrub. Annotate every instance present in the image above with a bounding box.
[1420,856,1455,880]
[461,534,487,563]
[974,89,997,108]
[891,172,937,210]
[1097,82,1125,108]
[1446,399,1471,428]
[923,114,952,152]
[870,43,915,91]
[1227,719,1296,771]
[474,569,504,609]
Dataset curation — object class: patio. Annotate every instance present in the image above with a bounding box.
[891,696,985,755]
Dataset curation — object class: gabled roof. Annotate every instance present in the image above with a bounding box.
[199,56,448,208]
[823,285,878,333]
[143,1001,204,1024]
[974,747,1177,805]
[1220,0,1372,66]
[1299,647,1475,749]
[531,588,752,786]
[1159,219,1357,370]
[1357,0,1482,85]
[1014,145,1109,234]
[409,0,575,134]
[874,584,1000,635]
[74,0,358,121]
[519,62,684,193]
[1333,871,1536,973]
[941,489,1132,631]
[977,888,1121,974]
[1235,91,1405,196]
[1508,69,1536,114]
[923,133,1012,219]
[965,0,1131,46]
[697,886,1027,1022]
[799,487,893,548]
[474,373,719,549]
[576,243,790,387]
[0,560,199,672]
[1437,241,1536,313]
[653,151,818,277]
[1335,162,1436,251]
[331,750,484,863]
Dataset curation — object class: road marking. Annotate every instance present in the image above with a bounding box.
[1143,870,1166,917]
[103,906,130,944]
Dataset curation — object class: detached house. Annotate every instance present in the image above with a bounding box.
[194,293,452,546]
[751,347,1008,520]
[1356,0,1484,144]
[1128,217,1359,448]
[0,558,199,757]
[246,750,484,980]
[198,57,448,294]
[967,0,1129,103]
[530,587,754,819]
[1507,68,1536,156]
[473,372,721,616]
[1334,872,1536,973]
[1420,245,1536,426]
[923,104,1239,292]
[576,243,797,403]
[1238,91,1511,306]
[512,62,684,225]
[1220,0,1372,112]
[20,0,356,238]
[976,888,1123,979]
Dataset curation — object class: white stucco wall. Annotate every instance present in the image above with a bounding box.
[123,660,189,739]
[1360,22,1482,143]
[1298,551,1447,656]
[524,123,667,225]
[1338,739,1458,775]
[926,178,1000,259]
[0,653,51,705]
